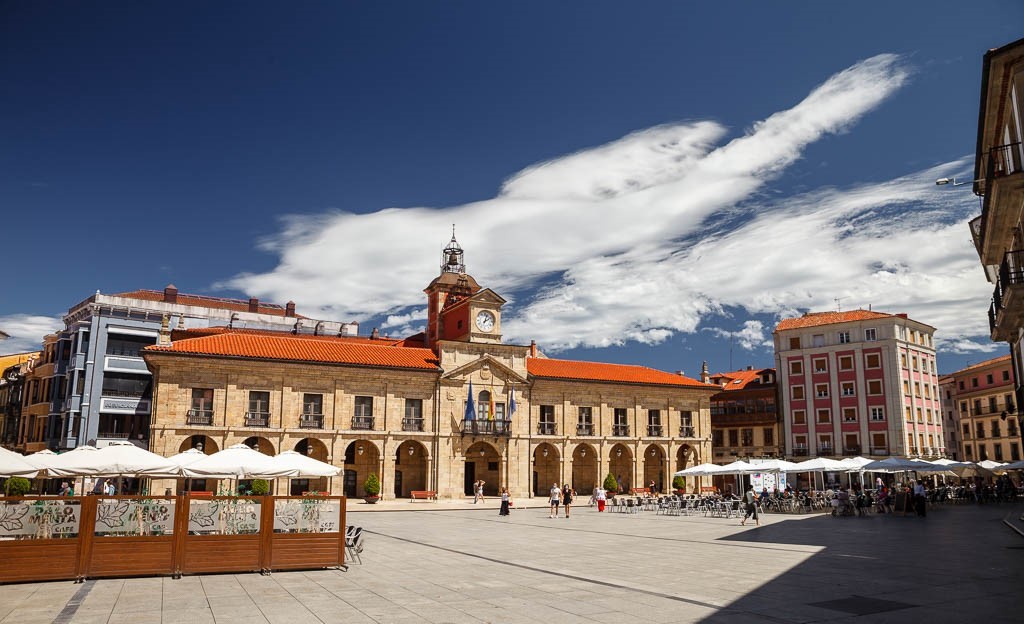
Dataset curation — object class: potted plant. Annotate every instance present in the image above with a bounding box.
[672,475,686,494]
[602,473,618,498]
[251,479,270,496]
[363,473,381,504]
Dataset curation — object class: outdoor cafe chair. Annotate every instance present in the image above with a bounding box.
[345,525,364,565]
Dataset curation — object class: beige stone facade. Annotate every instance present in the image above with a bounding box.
[146,340,714,500]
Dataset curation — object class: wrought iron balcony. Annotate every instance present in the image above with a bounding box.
[538,422,556,435]
[817,445,834,455]
[977,142,1024,264]
[679,425,695,437]
[792,447,809,457]
[612,424,629,437]
[299,413,324,429]
[186,409,213,426]
[576,423,594,436]
[647,425,663,437]
[842,446,861,456]
[352,415,374,430]
[402,418,424,432]
[462,418,512,436]
[244,412,270,427]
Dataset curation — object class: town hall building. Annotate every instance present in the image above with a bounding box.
[143,235,718,499]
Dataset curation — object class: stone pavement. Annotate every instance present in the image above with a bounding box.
[1,500,1021,624]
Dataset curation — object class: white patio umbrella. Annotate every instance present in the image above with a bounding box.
[1000,459,1024,470]
[22,448,56,469]
[0,446,39,478]
[861,457,950,473]
[183,444,299,479]
[674,462,727,477]
[792,457,849,472]
[746,458,800,473]
[943,461,995,479]
[270,451,340,477]
[42,441,179,478]
[976,460,1007,472]
[165,448,208,469]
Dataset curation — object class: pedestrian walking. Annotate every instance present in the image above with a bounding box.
[595,484,607,512]
[741,485,760,526]
[474,480,485,504]
[549,482,561,518]
[562,484,574,518]
[499,486,511,516]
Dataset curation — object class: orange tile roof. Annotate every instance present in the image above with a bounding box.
[774,310,894,332]
[170,327,402,346]
[710,368,774,391]
[526,357,712,388]
[945,353,1011,376]
[146,331,439,370]
[113,289,300,317]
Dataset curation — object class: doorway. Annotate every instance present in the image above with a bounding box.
[464,461,476,496]
[344,471,357,498]
[394,471,403,498]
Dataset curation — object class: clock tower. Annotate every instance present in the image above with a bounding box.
[423,230,504,349]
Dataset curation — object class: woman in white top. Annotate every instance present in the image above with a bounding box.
[499,487,511,516]
[549,483,561,518]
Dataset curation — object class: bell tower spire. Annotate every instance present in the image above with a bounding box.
[441,225,465,274]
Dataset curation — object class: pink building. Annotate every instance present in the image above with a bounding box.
[773,310,944,460]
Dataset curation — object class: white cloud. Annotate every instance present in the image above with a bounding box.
[223,54,993,356]
[0,314,63,354]
[706,321,772,352]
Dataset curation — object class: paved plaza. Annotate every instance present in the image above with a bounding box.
[1,500,1021,624]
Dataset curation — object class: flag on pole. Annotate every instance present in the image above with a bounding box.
[464,380,476,421]
[508,387,517,418]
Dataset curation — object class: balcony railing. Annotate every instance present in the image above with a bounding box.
[299,414,324,429]
[186,409,213,426]
[679,425,695,437]
[402,418,424,432]
[792,447,809,457]
[817,445,834,455]
[612,424,629,437]
[842,446,861,456]
[978,142,1024,260]
[462,418,512,436]
[869,446,888,456]
[647,425,663,437]
[576,423,594,436]
[352,415,374,430]
[538,422,556,435]
[244,412,270,427]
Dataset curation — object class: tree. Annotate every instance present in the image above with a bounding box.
[250,479,270,495]
[363,473,381,497]
[4,477,31,496]
[672,475,686,491]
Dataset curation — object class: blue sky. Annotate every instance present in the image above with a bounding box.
[2,1,1022,376]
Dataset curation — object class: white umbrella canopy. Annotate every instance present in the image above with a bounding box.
[271,451,340,478]
[183,444,299,479]
[861,457,950,473]
[1001,459,1024,470]
[22,448,56,469]
[718,460,759,474]
[745,458,800,473]
[976,460,1007,472]
[674,463,727,477]
[841,456,874,470]
[791,457,849,472]
[944,462,995,478]
[165,448,208,469]
[42,441,180,478]
[35,445,100,476]
[0,446,39,478]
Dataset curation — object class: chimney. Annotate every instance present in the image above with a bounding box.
[530,340,537,357]
[285,301,296,317]
[747,365,753,371]
[163,284,178,304]
[371,327,380,340]
[700,360,710,384]
[248,297,259,313]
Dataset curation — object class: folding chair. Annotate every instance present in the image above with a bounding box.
[345,525,364,565]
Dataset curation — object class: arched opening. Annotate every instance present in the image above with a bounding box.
[532,443,560,496]
[571,444,597,494]
[643,444,665,494]
[242,436,274,456]
[343,440,380,498]
[676,444,698,494]
[394,440,429,498]
[609,444,633,494]
[290,438,330,495]
[178,435,219,455]
[464,441,500,496]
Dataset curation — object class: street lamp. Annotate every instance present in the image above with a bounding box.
[935,177,967,186]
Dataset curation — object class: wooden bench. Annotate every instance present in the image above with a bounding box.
[410,490,437,501]
[631,487,650,495]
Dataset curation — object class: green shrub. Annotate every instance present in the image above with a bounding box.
[672,475,686,491]
[250,479,270,495]
[364,473,381,496]
[4,477,31,496]
[602,473,618,493]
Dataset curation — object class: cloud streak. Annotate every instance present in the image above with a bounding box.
[0,314,62,354]
[225,54,992,355]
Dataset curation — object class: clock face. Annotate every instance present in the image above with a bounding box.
[475,310,496,332]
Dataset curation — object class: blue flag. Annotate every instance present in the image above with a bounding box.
[508,387,516,417]
[464,380,476,421]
